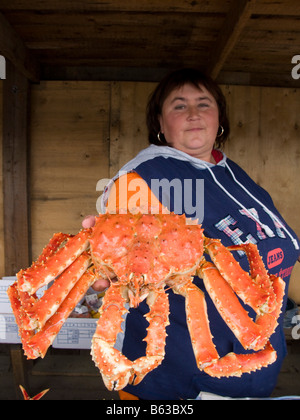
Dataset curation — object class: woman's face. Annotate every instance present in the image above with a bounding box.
[159,83,220,163]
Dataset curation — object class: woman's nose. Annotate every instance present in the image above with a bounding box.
[187,106,200,120]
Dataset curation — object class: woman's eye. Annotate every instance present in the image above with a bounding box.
[174,104,185,110]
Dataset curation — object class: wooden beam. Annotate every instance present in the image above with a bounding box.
[2,59,31,275]
[10,345,29,400]
[0,0,230,14]
[206,0,256,79]
[0,12,39,82]
[0,0,299,15]
[41,65,171,83]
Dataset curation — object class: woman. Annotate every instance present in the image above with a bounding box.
[85,68,299,399]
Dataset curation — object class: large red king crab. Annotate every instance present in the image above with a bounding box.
[7,212,285,391]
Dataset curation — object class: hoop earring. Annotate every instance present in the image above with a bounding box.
[157,132,163,143]
[217,126,224,138]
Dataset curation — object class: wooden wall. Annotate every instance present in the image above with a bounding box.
[0,82,3,279]
[30,81,111,256]
[0,81,299,301]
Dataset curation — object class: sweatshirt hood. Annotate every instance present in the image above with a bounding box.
[117,144,227,172]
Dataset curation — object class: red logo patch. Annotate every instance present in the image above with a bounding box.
[267,248,284,269]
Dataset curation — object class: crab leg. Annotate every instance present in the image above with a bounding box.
[17,287,37,314]
[91,284,133,391]
[34,233,72,266]
[173,279,219,369]
[92,285,170,390]
[205,239,272,315]
[132,289,170,385]
[204,341,277,378]
[14,234,72,317]
[199,261,285,352]
[18,229,91,295]
[228,243,276,312]
[25,268,95,359]
[254,275,285,349]
[199,261,261,350]
[23,253,91,331]
[7,283,37,359]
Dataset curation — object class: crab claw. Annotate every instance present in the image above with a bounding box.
[19,385,50,400]
[204,342,277,378]
[92,339,134,391]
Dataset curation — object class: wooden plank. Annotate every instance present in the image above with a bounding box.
[109,81,153,177]
[0,12,39,82]
[10,344,29,400]
[5,11,221,43]
[32,354,100,377]
[218,71,300,89]
[0,0,231,14]
[6,11,219,70]
[30,81,110,259]
[1,0,299,15]
[259,88,300,236]
[40,66,171,83]
[259,87,300,304]
[2,60,30,275]
[244,15,300,33]
[33,51,209,69]
[39,65,300,88]
[0,81,3,278]
[206,0,256,79]
[254,0,300,16]
[222,84,262,189]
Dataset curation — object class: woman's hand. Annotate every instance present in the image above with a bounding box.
[92,278,111,292]
[82,215,96,229]
[92,276,118,291]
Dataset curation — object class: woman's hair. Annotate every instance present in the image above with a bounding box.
[146,68,230,149]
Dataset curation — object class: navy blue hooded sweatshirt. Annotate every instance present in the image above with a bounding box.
[101,145,299,400]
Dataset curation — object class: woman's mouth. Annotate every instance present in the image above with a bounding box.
[186,127,204,132]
